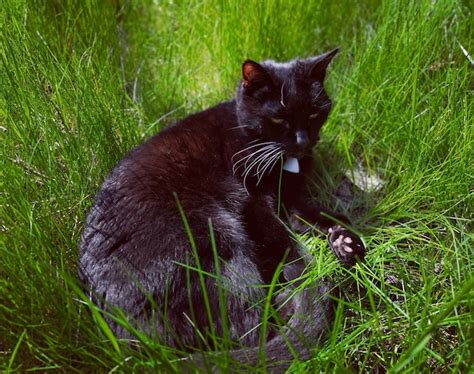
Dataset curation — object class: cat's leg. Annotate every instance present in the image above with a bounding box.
[186,195,335,371]
[230,195,336,367]
[288,201,366,266]
[216,248,267,347]
[241,194,331,319]
[83,214,268,349]
[242,194,304,284]
[180,206,271,348]
[144,237,266,349]
[288,203,349,233]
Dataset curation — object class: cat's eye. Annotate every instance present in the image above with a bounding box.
[309,113,319,119]
[271,118,285,124]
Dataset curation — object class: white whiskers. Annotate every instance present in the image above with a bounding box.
[231,141,283,194]
[256,150,282,186]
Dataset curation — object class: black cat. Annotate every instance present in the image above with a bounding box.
[79,48,366,371]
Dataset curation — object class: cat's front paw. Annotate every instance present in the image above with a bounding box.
[328,225,366,266]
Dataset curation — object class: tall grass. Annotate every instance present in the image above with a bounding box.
[1,0,472,372]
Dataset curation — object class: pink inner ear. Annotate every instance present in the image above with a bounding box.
[243,62,258,82]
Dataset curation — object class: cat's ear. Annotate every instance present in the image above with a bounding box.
[242,60,270,90]
[305,48,339,81]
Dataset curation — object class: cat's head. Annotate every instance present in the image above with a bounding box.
[236,49,338,158]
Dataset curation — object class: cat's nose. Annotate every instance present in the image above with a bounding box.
[295,130,309,148]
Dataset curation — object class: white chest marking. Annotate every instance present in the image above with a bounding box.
[283,157,300,174]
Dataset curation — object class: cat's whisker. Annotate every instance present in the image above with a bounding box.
[232,153,254,174]
[242,169,252,195]
[256,147,281,176]
[266,152,284,177]
[242,149,278,194]
[252,148,280,180]
[241,149,275,193]
[241,147,276,179]
[260,144,283,169]
[233,145,276,174]
[228,125,250,130]
[233,146,274,175]
[313,86,324,101]
[319,102,331,110]
[231,141,277,163]
[232,144,278,174]
[242,145,277,171]
[280,81,287,108]
[256,151,282,186]
[247,138,262,145]
[233,141,276,156]
[242,182,249,195]
[239,143,283,191]
[256,150,283,185]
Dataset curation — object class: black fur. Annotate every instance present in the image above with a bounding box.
[79,48,365,371]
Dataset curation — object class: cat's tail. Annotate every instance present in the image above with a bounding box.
[184,281,335,373]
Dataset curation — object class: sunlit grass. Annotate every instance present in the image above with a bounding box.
[1,0,472,372]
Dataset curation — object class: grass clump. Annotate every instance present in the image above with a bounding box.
[1,0,472,372]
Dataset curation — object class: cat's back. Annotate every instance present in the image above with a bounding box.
[119,101,235,184]
[95,100,237,202]
[80,100,247,267]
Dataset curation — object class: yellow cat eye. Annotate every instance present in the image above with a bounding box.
[271,118,285,124]
[309,113,319,119]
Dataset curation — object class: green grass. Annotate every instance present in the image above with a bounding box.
[1,0,473,372]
